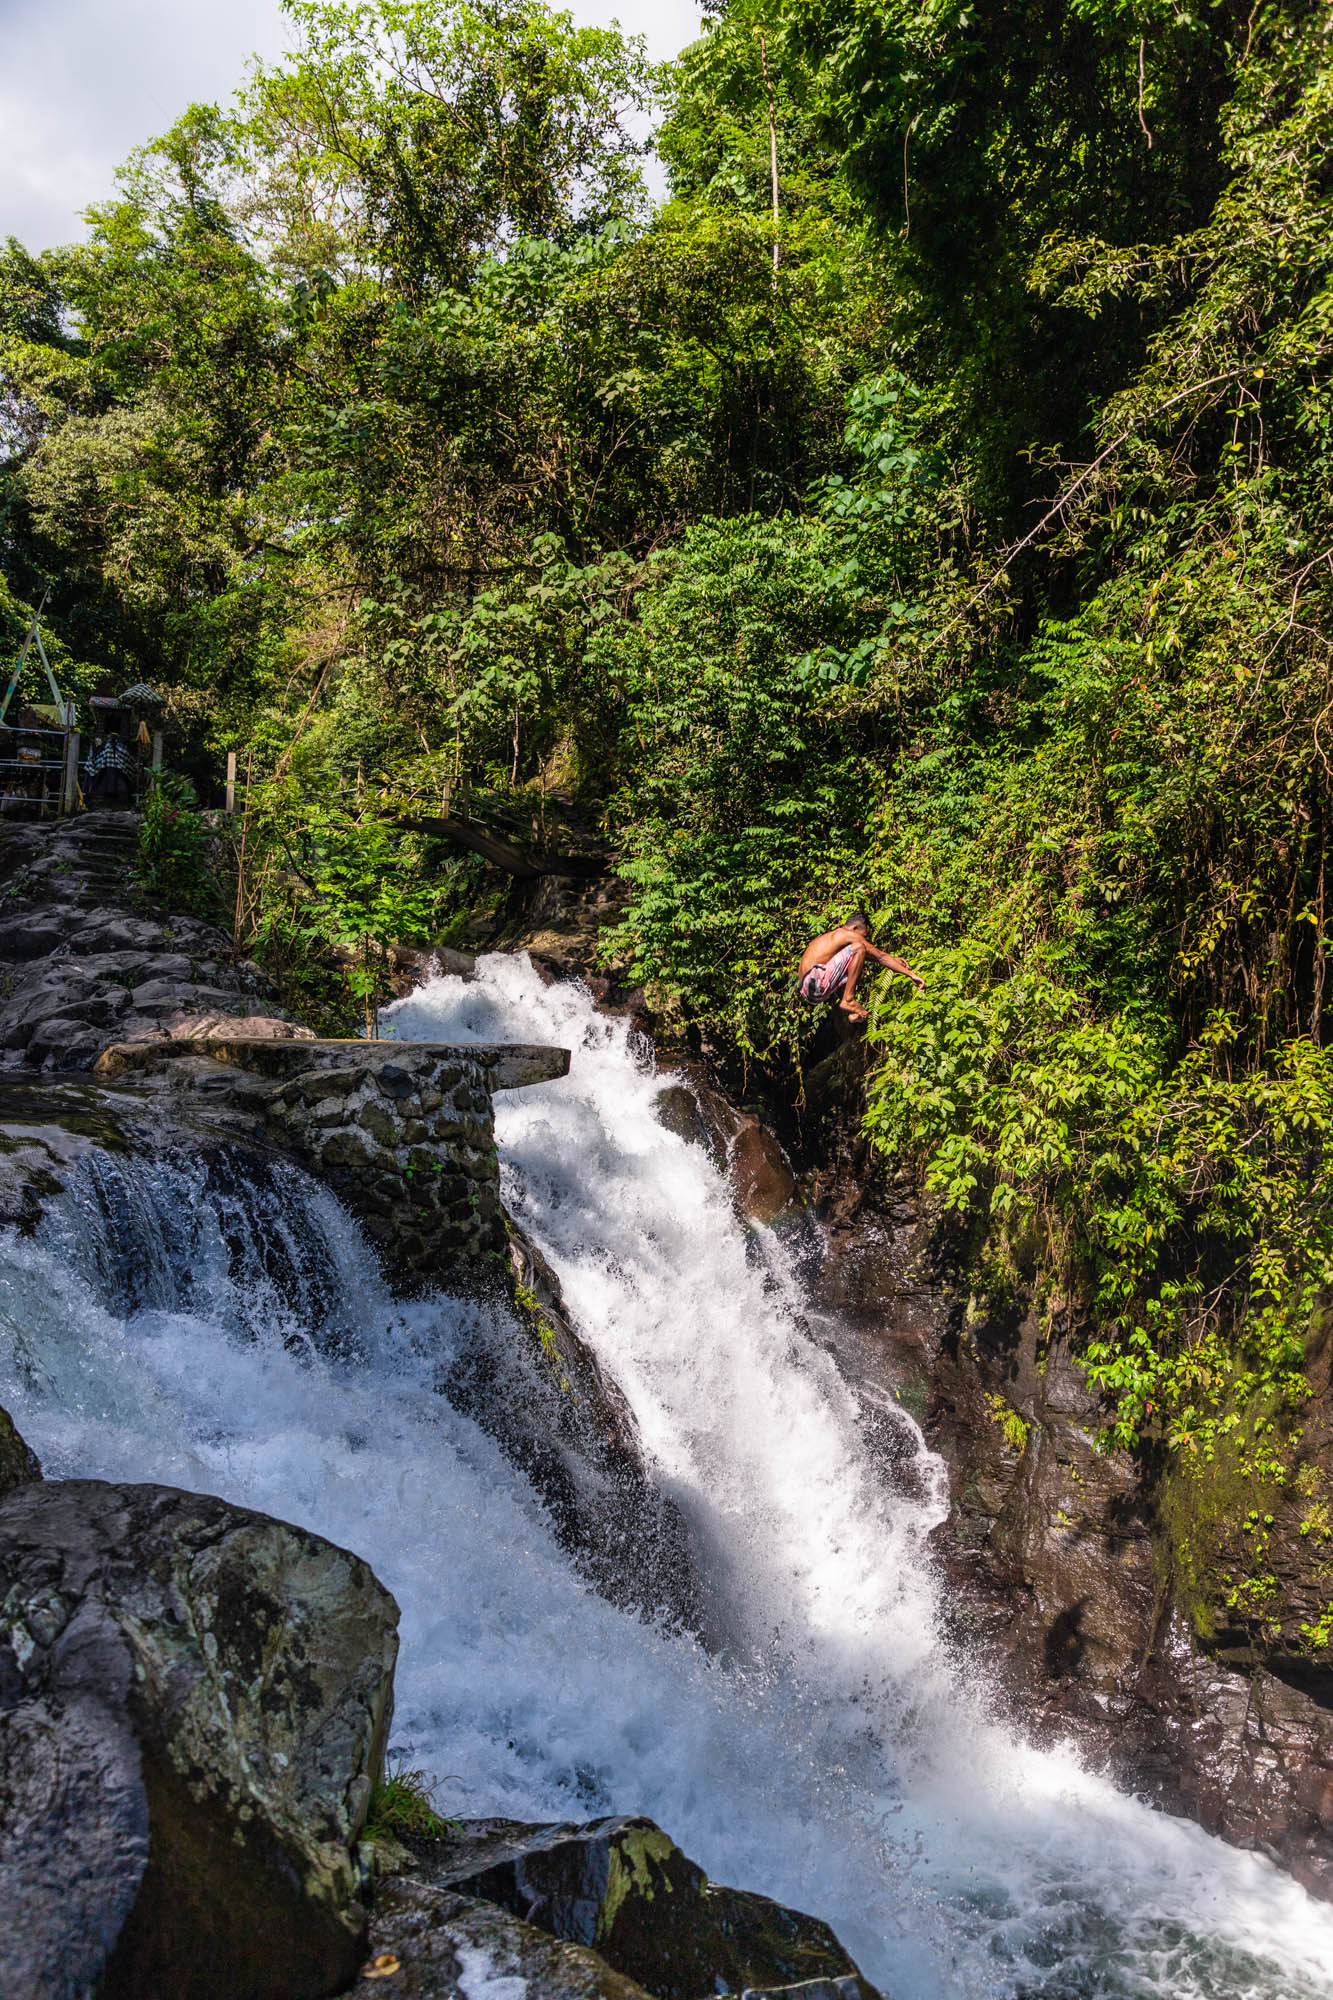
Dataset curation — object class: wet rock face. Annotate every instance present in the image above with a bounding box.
[0,1401,40,1497]
[928,1308,1160,1735]
[1140,1611,1333,1900]
[809,1185,1333,1899]
[437,1226,700,1629]
[923,1288,1333,1895]
[409,1815,882,2000]
[0,1480,399,2000]
[363,1879,658,2000]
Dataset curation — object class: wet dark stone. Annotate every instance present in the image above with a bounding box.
[364,1877,657,2000]
[0,1480,398,2000]
[415,1816,883,2000]
[0,1402,41,1498]
[652,1083,716,1156]
[435,1226,700,1632]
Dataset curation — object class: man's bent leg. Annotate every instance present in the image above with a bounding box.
[837,943,868,1018]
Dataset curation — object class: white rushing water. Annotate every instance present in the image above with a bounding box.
[1,951,1331,1998]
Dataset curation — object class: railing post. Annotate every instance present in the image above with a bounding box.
[225,750,237,815]
[62,732,80,816]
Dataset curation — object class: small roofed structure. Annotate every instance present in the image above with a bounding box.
[82,683,165,806]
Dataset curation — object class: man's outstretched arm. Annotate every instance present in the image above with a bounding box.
[866,944,925,987]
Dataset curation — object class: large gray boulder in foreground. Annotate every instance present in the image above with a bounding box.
[0,1480,399,2000]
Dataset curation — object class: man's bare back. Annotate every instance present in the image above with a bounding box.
[797,915,923,1022]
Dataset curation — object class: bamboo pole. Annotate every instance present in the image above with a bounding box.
[759,31,780,280]
[232,749,253,949]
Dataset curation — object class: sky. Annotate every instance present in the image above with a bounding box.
[0,0,706,253]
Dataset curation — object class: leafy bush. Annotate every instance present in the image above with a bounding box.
[135,772,218,918]
[867,953,1327,1466]
[234,774,468,1035]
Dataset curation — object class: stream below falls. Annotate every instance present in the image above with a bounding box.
[1,952,1332,1998]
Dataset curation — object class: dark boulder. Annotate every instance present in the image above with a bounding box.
[0,1401,40,1497]
[728,1118,801,1226]
[436,1226,700,1631]
[654,1072,800,1227]
[359,1878,658,2000]
[417,1815,882,2000]
[652,1083,719,1159]
[0,1480,399,2000]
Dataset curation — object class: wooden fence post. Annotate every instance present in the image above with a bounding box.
[225,750,237,815]
[61,732,80,816]
[232,747,254,950]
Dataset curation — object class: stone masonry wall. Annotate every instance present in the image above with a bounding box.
[263,1050,505,1294]
[94,1035,570,1298]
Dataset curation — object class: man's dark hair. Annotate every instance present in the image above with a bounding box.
[847,911,871,932]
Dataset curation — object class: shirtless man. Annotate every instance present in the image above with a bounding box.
[797,911,924,1023]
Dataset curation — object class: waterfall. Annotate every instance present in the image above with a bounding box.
[0,953,1329,1997]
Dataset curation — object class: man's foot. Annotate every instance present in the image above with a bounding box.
[837,998,868,1022]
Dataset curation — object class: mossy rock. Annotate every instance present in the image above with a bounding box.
[418,1815,883,2000]
[365,1878,658,2000]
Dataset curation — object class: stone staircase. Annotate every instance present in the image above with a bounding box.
[0,810,141,926]
[0,810,278,1071]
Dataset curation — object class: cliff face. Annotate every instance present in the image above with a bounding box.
[790,1040,1333,1900]
[922,1275,1333,1898]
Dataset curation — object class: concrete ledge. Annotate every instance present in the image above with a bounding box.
[94,1037,569,1089]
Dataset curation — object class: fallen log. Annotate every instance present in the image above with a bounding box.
[389,809,608,878]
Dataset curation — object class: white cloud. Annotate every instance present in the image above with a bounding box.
[574,0,704,62]
[0,0,292,251]
[0,0,706,255]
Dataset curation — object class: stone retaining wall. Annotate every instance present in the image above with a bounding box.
[93,1036,570,1297]
[265,1050,505,1293]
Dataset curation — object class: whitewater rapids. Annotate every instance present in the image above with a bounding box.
[0,951,1330,1997]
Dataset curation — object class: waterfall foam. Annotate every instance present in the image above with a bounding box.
[389,956,1333,1998]
[0,951,1328,1997]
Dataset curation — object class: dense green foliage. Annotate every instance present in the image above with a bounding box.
[5,0,1333,1586]
[235,775,473,1030]
[136,771,218,917]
